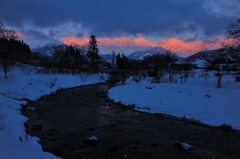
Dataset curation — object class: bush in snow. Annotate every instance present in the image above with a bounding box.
[80,72,87,82]
[20,64,34,75]
[235,72,240,82]
[151,70,165,83]
[131,70,147,83]
[108,69,128,85]
[45,77,58,88]
[236,76,240,82]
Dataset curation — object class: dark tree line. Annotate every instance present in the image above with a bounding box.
[0,21,31,78]
[116,53,129,69]
[41,44,88,74]
[0,38,31,62]
[108,53,130,84]
[139,51,178,83]
[33,35,104,75]
[0,23,104,77]
[108,50,178,84]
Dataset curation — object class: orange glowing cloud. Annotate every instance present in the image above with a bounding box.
[212,38,239,48]
[157,38,211,54]
[61,36,157,47]
[60,36,237,55]
[15,32,33,40]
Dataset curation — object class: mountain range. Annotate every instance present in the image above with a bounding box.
[60,36,234,57]
[127,47,167,60]
[31,36,235,61]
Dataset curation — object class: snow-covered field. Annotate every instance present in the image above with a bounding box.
[1,66,240,158]
[108,70,240,130]
[0,66,106,159]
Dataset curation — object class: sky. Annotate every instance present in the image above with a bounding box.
[0,0,240,48]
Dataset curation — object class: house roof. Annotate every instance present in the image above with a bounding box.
[192,58,208,68]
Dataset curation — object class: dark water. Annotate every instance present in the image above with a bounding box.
[22,82,240,159]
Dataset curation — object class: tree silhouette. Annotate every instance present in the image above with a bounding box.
[227,16,240,81]
[116,53,129,69]
[87,35,100,70]
[0,22,31,78]
[227,17,240,44]
[111,51,116,66]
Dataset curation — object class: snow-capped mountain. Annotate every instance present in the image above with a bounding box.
[157,38,209,55]
[185,49,219,61]
[127,47,167,60]
[33,37,235,59]
[61,36,234,57]
[61,36,151,56]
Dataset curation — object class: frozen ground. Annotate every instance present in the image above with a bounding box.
[1,65,240,158]
[0,66,106,159]
[108,70,240,130]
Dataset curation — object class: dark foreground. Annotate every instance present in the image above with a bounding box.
[22,82,240,159]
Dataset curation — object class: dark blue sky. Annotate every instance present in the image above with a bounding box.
[0,0,239,47]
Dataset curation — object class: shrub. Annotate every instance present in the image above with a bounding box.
[20,64,34,75]
[45,77,58,88]
[108,69,128,85]
[235,76,240,82]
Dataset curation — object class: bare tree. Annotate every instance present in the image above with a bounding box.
[5,29,18,40]
[111,51,116,66]
[227,17,240,45]
[0,21,31,78]
[213,49,226,88]
[0,22,16,78]
[164,51,178,80]
[49,44,66,73]
[214,65,223,88]
[178,70,184,84]
[226,16,240,69]
[76,48,88,74]
[0,21,5,38]
[0,58,15,78]
[0,21,6,52]
[0,37,15,78]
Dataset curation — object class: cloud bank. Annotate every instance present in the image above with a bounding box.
[0,0,239,48]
